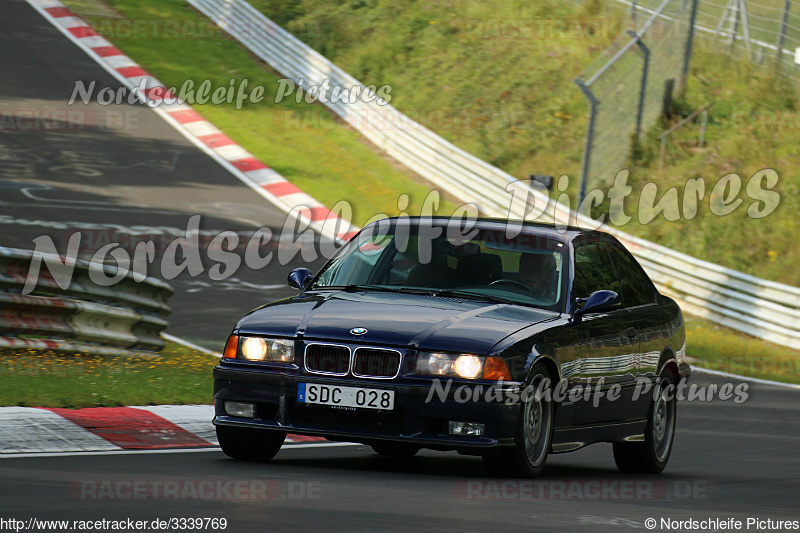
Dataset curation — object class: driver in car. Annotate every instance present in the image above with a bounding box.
[518,252,558,302]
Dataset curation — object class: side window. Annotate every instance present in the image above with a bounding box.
[606,241,656,307]
[573,242,619,303]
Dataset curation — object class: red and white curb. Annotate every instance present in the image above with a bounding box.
[6,4,357,456]
[0,405,326,455]
[25,0,359,244]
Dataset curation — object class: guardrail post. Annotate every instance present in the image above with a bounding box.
[575,78,598,206]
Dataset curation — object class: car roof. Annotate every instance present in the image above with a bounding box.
[366,216,608,244]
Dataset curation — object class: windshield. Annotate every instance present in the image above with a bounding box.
[313,220,567,311]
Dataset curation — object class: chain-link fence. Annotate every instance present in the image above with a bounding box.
[620,0,799,86]
[697,0,799,77]
[574,0,697,199]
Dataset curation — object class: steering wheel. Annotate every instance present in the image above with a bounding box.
[489,279,536,293]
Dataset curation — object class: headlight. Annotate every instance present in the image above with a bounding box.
[416,352,485,379]
[239,336,294,363]
[241,337,267,360]
[267,339,293,362]
[454,355,483,379]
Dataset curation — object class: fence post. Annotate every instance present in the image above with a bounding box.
[699,108,709,147]
[738,0,754,56]
[630,31,650,143]
[575,79,598,206]
[680,0,700,95]
[729,1,740,52]
[777,0,792,60]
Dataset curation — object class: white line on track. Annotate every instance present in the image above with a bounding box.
[25,0,352,243]
[0,201,184,215]
[0,442,364,459]
[161,333,222,358]
[691,366,800,390]
[24,0,296,222]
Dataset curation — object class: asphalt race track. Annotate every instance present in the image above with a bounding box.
[0,0,327,350]
[1,373,798,531]
[1,1,799,532]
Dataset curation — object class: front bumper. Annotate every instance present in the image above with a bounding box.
[213,365,521,453]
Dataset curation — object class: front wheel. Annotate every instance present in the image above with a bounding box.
[216,425,286,462]
[613,372,677,473]
[483,365,553,477]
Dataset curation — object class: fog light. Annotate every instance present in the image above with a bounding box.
[449,421,485,436]
[225,401,256,418]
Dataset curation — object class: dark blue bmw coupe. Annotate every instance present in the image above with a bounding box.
[213,217,690,477]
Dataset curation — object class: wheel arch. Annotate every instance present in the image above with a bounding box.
[657,347,680,380]
[527,354,561,383]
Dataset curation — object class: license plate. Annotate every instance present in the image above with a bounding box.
[297,383,394,410]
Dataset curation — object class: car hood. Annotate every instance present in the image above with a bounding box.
[236,290,558,354]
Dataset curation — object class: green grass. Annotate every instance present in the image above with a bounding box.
[51,0,799,385]
[686,316,800,384]
[0,342,218,408]
[250,0,609,183]
[619,43,800,285]
[247,0,799,285]
[63,0,799,283]
[62,0,458,227]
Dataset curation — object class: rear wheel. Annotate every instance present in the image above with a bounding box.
[613,372,676,473]
[370,441,420,457]
[483,364,553,477]
[216,425,286,461]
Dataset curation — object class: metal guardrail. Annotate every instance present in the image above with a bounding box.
[188,0,522,216]
[614,233,800,347]
[0,246,172,353]
[189,0,800,349]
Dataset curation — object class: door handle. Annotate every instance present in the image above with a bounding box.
[626,327,637,341]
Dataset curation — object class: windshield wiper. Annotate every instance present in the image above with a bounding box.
[307,284,369,292]
[311,285,521,306]
[311,284,433,295]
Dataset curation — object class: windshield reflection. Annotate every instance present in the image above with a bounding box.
[312,221,567,312]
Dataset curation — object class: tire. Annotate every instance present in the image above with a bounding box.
[216,425,286,462]
[483,364,554,478]
[370,441,420,457]
[613,372,677,474]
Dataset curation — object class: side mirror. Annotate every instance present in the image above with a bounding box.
[573,290,620,321]
[288,268,313,291]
